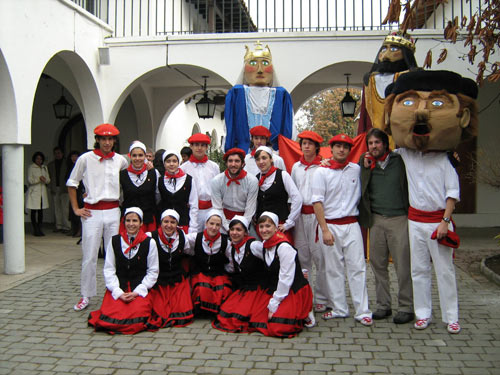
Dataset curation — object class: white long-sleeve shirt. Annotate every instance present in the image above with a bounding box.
[103,236,159,300]
[181,160,220,203]
[244,152,286,177]
[262,242,297,313]
[67,151,128,204]
[394,148,460,211]
[311,162,361,219]
[259,169,303,230]
[291,161,320,206]
[210,172,259,231]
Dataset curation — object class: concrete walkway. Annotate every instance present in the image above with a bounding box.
[0,227,499,374]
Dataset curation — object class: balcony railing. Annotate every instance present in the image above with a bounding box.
[71,0,486,38]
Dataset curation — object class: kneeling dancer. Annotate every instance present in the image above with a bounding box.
[88,207,159,334]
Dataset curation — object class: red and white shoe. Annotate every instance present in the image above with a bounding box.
[414,317,431,330]
[447,321,461,334]
[358,317,373,326]
[314,304,327,313]
[304,311,316,328]
[74,297,89,311]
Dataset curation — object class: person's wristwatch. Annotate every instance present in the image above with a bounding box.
[442,217,451,223]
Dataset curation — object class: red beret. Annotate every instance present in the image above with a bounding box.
[298,130,323,144]
[94,123,120,136]
[188,133,211,144]
[431,229,460,249]
[329,133,354,146]
[223,148,246,161]
[250,126,271,138]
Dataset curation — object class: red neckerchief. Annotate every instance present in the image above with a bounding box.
[225,169,247,186]
[326,159,348,170]
[120,228,148,254]
[258,166,277,186]
[232,235,254,254]
[164,169,185,179]
[365,150,391,170]
[127,164,147,175]
[300,155,322,170]
[263,231,288,249]
[158,227,176,250]
[203,229,221,248]
[189,155,208,163]
[93,149,115,162]
[250,148,257,157]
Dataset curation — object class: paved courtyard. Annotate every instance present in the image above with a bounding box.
[0,229,499,375]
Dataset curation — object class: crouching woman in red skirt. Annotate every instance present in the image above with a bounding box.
[185,209,232,315]
[88,207,159,334]
[146,209,194,329]
[212,215,268,333]
[253,211,313,338]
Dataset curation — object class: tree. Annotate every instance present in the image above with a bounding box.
[383,0,500,85]
[297,87,362,143]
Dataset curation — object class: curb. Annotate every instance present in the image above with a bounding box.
[480,255,500,287]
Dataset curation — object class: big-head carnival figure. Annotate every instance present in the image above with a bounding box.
[224,41,293,152]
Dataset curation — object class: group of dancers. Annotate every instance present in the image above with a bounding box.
[72,124,315,338]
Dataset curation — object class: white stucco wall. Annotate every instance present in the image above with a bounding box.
[156,101,225,152]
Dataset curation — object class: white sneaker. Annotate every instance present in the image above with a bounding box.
[74,297,89,311]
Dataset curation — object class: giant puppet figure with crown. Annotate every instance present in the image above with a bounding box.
[224,41,293,152]
[358,30,419,147]
[383,69,478,334]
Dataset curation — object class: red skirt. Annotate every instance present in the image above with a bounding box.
[146,277,194,330]
[88,290,152,335]
[190,273,232,313]
[252,284,313,338]
[212,287,268,333]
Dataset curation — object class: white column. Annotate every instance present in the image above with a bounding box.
[2,144,25,274]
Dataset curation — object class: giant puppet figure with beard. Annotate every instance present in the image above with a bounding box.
[224,41,293,152]
[358,31,419,147]
[384,70,478,334]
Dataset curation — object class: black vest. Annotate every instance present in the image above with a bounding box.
[192,232,228,276]
[230,238,266,291]
[112,235,151,292]
[158,174,192,227]
[120,169,157,224]
[256,169,289,222]
[151,229,187,286]
[264,242,308,295]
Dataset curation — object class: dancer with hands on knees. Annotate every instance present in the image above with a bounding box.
[185,210,232,315]
[88,207,159,334]
[253,212,313,338]
[213,215,267,333]
[146,209,194,329]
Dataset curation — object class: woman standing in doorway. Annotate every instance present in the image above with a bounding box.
[27,151,51,236]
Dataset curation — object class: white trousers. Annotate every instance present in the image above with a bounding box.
[294,213,328,305]
[81,207,120,298]
[319,222,371,320]
[52,187,70,230]
[408,220,458,323]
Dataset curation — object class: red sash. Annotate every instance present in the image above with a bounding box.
[198,200,213,210]
[408,207,445,223]
[84,201,119,210]
[301,205,314,214]
[223,208,244,220]
[315,216,358,242]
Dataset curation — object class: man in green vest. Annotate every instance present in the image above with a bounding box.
[358,128,414,324]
